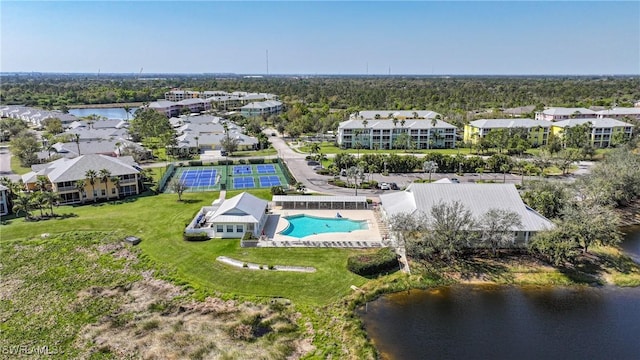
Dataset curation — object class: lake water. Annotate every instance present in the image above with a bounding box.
[359,228,640,360]
[68,107,137,120]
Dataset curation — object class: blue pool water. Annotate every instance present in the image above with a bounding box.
[279,214,368,238]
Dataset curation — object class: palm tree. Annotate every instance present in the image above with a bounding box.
[115,141,122,157]
[423,161,438,182]
[74,133,81,156]
[361,119,369,149]
[99,169,112,201]
[391,117,398,150]
[75,179,86,204]
[41,191,60,217]
[194,136,200,155]
[110,176,120,199]
[500,163,511,183]
[412,111,419,119]
[13,192,34,220]
[123,106,131,121]
[85,170,98,202]
[35,175,50,192]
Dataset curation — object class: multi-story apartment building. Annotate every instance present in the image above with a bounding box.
[534,107,597,121]
[338,118,457,150]
[596,107,640,121]
[240,100,283,117]
[21,154,141,204]
[550,118,634,148]
[463,119,551,146]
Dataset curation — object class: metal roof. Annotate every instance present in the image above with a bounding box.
[553,117,634,128]
[379,183,554,231]
[207,192,267,223]
[23,154,139,183]
[272,195,368,203]
[339,119,456,130]
[469,119,550,129]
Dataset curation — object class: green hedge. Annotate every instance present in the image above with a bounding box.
[218,160,233,166]
[188,160,203,166]
[183,232,210,241]
[347,247,399,276]
[248,158,266,164]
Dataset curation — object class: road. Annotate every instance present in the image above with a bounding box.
[0,146,21,182]
[264,130,548,200]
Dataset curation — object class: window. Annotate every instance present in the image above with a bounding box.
[112,188,116,194]
[236,225,243,233]
[101,189,106,196]
[216,225,223,233]
[226,225,233,232]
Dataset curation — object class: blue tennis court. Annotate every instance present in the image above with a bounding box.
[233,165,253,175]
[180,169,218,187]
[256,164,276,174]
[259,175,282,187]
[233,176,255,189]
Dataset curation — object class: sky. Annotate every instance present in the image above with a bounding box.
[1,1,639,75]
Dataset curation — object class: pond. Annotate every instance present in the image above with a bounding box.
[359,228,640,360]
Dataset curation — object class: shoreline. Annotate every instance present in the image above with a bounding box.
[68,102,144,109]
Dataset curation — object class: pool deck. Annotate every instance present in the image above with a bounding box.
[256,208,386,248]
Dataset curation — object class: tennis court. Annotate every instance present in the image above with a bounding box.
[233,165,253,175]
[256,164,277,174]
[233,176,255,189]
[259,175,282,187]
[164,161,290,193]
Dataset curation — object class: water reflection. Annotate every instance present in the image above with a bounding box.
[360,285,640,360]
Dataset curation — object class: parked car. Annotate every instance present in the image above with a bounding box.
[313,165,322,171]
[451,178,460,183]
[307,160,320,166]
[340,169,347,176]
[379,182,391,190]
[390,182,399,190]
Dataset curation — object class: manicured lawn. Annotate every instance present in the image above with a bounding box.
[231,148,278,157]
[1,191,367,305]
[10,154,31,175]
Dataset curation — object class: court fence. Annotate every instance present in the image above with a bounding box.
[158,163,176,193]
[277,158,297,186]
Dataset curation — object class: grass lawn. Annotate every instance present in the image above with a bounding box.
[231,148,278,157]
[10,154,31,175]
[1,191,367,306]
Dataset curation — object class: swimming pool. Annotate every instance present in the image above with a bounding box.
[279,214,368,238]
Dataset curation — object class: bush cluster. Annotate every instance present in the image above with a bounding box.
[347,247,399,276]
[188,160,203,166]
[183,232,210,241]
[248,158,266,164]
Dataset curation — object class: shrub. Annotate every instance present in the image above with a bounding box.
[270,158,279,164]
[243,263,248,268]
[218,160,233,166]
[271,186,286,195]
[248,158,265,164]
[183,232,210,241]
[239,159,246,164]
[347,247,399,276]
[242,232,254,240]
[188,160,203,166]
[316,168,331,175]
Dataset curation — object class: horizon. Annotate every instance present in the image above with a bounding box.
[1,1,639,75]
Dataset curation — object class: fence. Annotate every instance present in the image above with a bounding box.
[158,163,176,193]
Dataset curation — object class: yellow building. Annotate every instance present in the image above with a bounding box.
[463,119,550,146]
[550,118,634,148]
